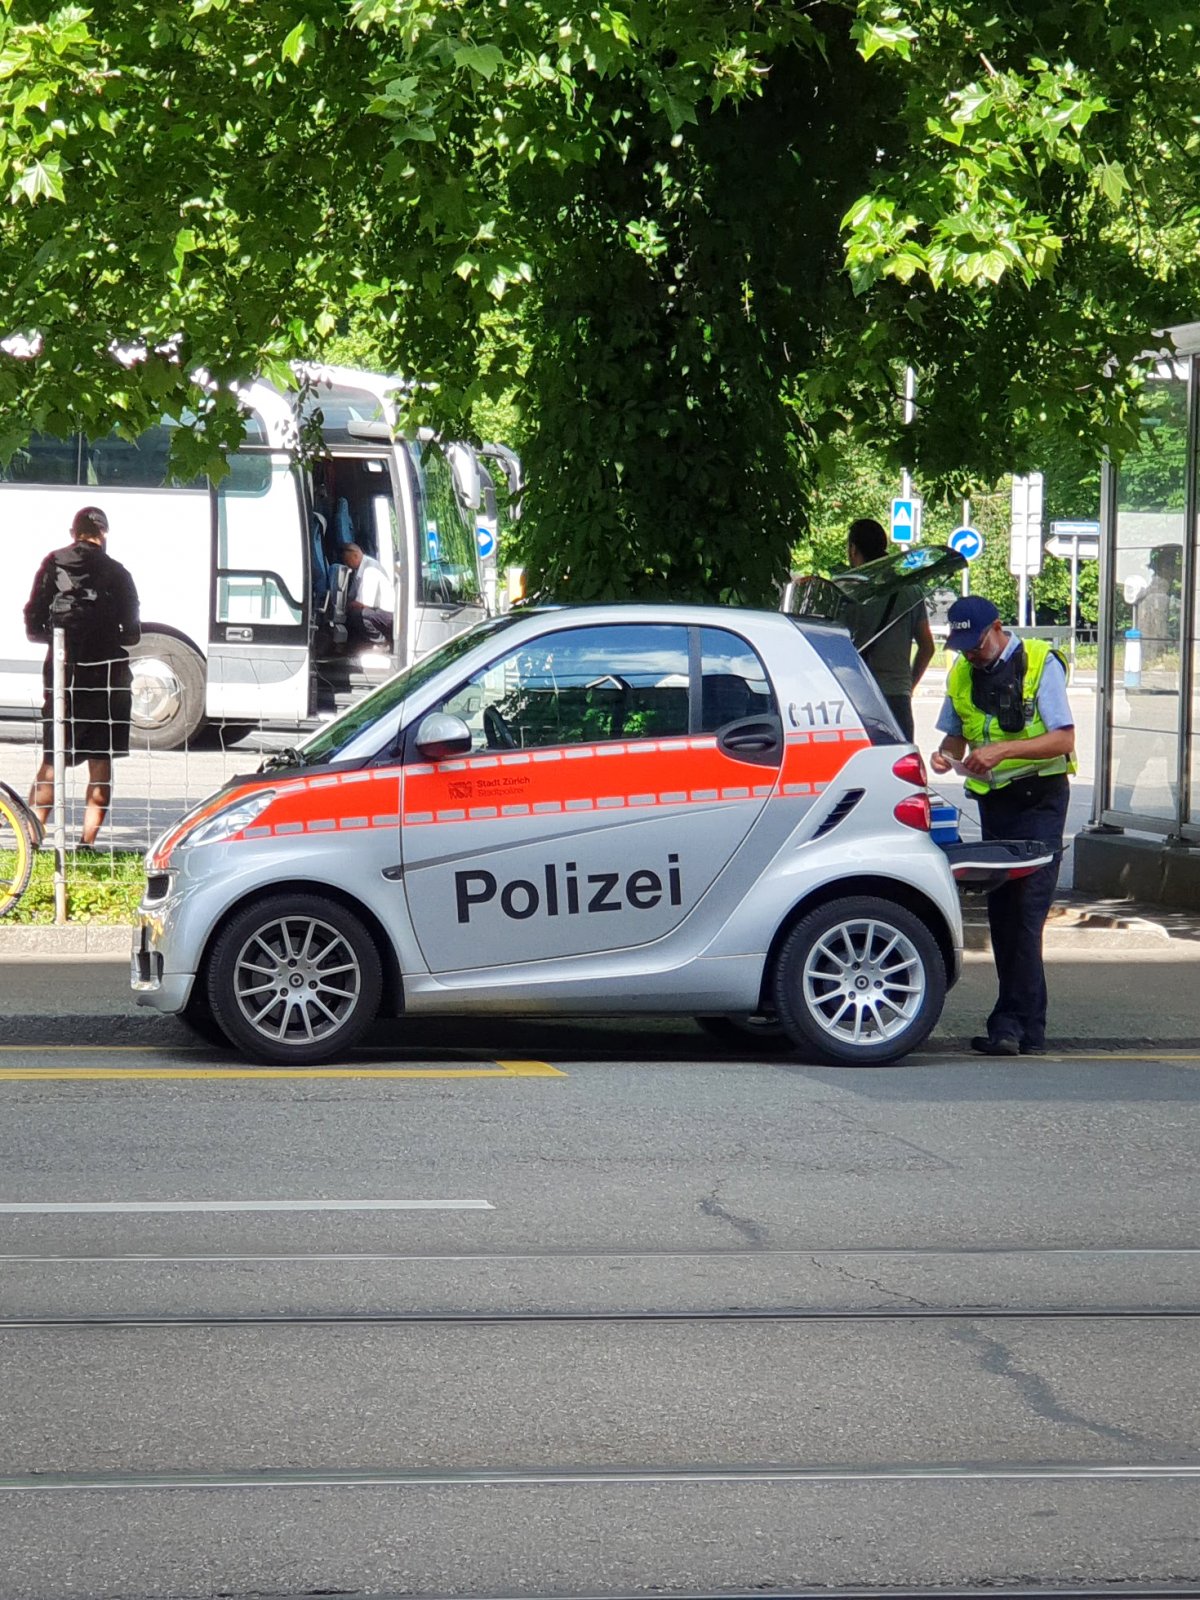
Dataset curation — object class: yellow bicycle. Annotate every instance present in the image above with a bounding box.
[0,781,40,918]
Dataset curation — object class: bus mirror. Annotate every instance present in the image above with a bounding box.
[448,443,483,510]
[414,713,473,761]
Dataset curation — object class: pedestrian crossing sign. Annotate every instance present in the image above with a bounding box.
[890,497,921,544]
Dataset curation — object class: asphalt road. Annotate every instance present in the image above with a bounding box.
[0,1010,1197,1600]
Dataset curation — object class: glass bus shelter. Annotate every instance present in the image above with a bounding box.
[1075,320,1200,906]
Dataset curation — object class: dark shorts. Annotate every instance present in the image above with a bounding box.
[41,656,133,765]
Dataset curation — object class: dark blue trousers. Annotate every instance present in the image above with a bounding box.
[975,774,1070,1049]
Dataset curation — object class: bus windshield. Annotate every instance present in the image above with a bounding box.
[297,613,523,766]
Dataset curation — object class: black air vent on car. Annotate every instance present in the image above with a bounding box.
[812,788,866,839]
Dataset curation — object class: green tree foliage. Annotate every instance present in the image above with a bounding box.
[1,1,1198,599]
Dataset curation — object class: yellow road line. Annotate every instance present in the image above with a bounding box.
[0,1045,202,1053]
[0,1060,565,1082]
[922,1050,1200,1063]
[1034,1051,1200,1062]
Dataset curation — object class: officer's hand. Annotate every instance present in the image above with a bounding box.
[930,749,953,775]
[963,743,1009,775]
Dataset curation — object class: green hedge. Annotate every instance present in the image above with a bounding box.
[3,850,144,925]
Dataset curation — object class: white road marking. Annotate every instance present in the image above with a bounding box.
[0,1199,493,1214]
[0,1245,1197,1264]
[1,1462,1199,1492]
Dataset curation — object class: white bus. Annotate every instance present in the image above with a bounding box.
[0,366,520,748]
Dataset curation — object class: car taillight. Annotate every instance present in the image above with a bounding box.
[894,793,932,831]
[892,751,927,786]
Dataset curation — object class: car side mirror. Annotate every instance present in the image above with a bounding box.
[414,712,473,761]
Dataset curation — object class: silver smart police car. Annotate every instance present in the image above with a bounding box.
[133,604,982,1067]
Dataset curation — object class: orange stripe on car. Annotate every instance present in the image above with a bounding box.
[149,728,872,857]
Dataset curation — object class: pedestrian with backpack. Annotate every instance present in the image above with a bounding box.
[23,506,141,849]
[844,518,935,740]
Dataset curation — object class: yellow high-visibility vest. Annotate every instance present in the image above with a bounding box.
[947,637,1077,796]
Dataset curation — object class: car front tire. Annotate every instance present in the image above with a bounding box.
[205,893,383,1065]
[772,894,946,1066]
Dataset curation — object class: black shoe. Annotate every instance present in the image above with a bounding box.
[1019,1042,1047,1056]
[971,1034,1020,1056]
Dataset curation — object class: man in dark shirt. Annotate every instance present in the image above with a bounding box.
[845,518,935,741]
[24,505,141,848]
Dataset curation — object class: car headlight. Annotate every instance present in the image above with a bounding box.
[177,789,277,851]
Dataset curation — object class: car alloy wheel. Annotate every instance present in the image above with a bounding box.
[802,918,924,1045]
[233,914,361,1044]
[773,894,945,1066]
[206,893,383,1064]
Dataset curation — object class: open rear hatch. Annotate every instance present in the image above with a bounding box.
[940,838,1055,892]
[782,544,968,643]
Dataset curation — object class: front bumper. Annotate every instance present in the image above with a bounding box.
[130,917,195,1014]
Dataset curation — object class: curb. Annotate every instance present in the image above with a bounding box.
[0,925,133,955]
[962,919,1176,954]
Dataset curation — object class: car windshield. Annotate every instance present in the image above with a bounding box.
[297,613,523,766]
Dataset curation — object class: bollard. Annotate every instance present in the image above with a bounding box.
[51,626,67,925]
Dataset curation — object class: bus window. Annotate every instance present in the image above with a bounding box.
[214,453,305,626]
[87,424,207,491]
[408,442,481,605]
[0,433,85,484]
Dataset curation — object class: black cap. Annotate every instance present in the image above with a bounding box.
[71,506,109,539]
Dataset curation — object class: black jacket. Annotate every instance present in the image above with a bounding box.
[24,542,141,662]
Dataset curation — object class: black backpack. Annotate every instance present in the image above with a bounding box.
[47,560,101,639]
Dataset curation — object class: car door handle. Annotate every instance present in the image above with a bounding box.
[715,715,784,766]
[723,731,776,752]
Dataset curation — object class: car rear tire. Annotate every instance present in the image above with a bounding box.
[772,895,945,1066]
[205,893,383,1065]
[129,631,207,751]
[695,1014,792,1053]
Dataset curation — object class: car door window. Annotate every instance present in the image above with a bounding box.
[698,628,777,731]
[434,623,690,753]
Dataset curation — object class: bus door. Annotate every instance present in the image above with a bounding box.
[312,448,408,668]
[207,451,312,725]
[408,439,488,660]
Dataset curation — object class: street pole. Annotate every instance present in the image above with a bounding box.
[1069,540,1079,674]
[900,366,915,505]
[52,626,67,927]
[1018,568,1028,631]
[962,497,971,597]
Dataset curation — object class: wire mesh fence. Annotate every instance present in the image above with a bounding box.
[0,632,349,920]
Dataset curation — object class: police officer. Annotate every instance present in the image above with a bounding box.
[930,597,1075,1057]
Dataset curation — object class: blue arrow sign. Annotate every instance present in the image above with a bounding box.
[890,497,916,544]
[948,525,983,562]
[475,525,497,560]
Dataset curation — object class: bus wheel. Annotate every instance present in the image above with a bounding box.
[129,632,206,751]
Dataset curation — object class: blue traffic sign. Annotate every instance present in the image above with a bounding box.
[475,525,497,560]
[890,497,917,544]
[948,525,983,562]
